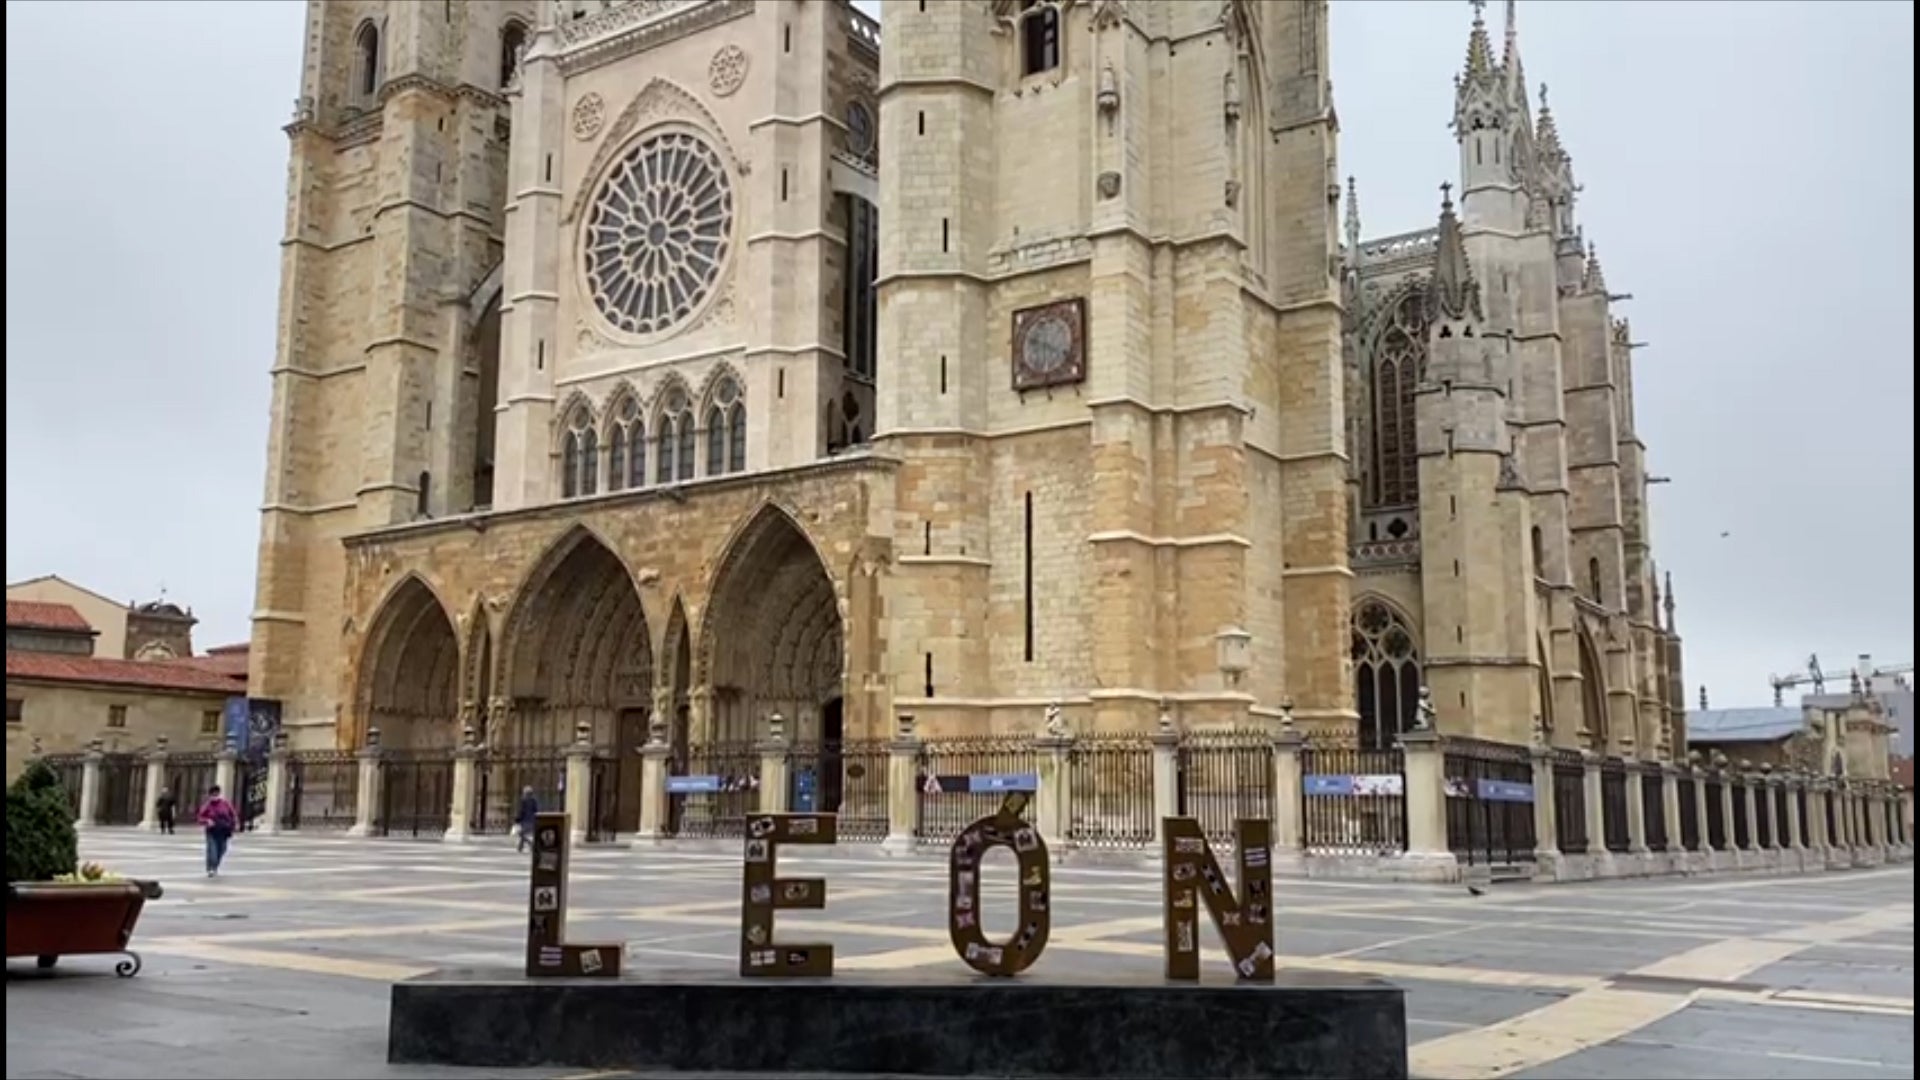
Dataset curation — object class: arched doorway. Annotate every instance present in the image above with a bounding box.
[358,576,460,751]
[502,529,653,752]
[702,506,844,752]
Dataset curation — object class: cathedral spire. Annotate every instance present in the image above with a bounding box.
[1664,571,1677,631]
[1462,1,1496,81]
[1432,183,1482,320]
[1535,83,1565,164]
[1344,175,1362,251]
[1583,240,1607,292]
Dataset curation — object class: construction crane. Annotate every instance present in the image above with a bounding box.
[1770,653,1915,706]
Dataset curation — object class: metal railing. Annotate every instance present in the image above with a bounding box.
[282,751,359,830]
[378,751,454,838]
[1795,788,1809,848]
[1442,738,1535,865]
[1176,730,1274,848]
[96,753,146,827]
[1600,758,1630,854]
[1066,735,1156,849]
[1754,784,1774,849]
[1552,749,1588,854]
[471,749,568,835]
[665,741,759,839]
[1678,773,1700,851]
[1774,786,1790,848]
[1303,741,1407,855]
[915,736,1038,845]
[1640,766,1668,852]
[1705,775,1727,849]
[790,740,889,842]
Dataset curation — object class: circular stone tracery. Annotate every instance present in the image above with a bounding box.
[583,131,733,336]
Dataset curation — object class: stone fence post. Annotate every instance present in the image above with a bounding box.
[259,733,290,836]
[1271,727,1305,874]
[1625,759,1650,860]
[1396,730,1454,877]
[636,730,670,843]
[1150,710,1179,849]
[347,727,384,838]
[758,712,791,815]
[76,739,105,831]
[1034,732,1072,849]
[564,722,594,846]
[882,712,921,857]
[445,726,479,844]
[1530,745,1559,869]
[139,736,170,832]
[1583,752,1608,866]
[1660,765,1682,866]
[215,736,239,803]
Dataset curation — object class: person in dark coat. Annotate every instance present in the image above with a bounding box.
[515,786,539,852]
[156,788,177,835]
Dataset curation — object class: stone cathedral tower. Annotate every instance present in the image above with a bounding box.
[250,0,1349,772]
[1342,1,1685,758]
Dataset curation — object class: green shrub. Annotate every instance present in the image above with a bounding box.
[6,761,79,884]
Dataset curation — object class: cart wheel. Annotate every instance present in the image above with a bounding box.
[115,952,143,978]
[35,955,58,970]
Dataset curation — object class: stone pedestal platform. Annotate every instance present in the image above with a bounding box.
[388,967,1407,1079]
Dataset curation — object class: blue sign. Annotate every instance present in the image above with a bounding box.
[969,773,1038,794]
[1303,773,1405,797]
[667,775,723,795]
[1476,779,1536,804]
[793,767,818,813]
[1304,774,1355,796]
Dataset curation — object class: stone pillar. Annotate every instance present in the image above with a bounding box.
[1034,733,1072,849]
[445,726,479,844]
[1900,789,1914,851]
[215,737,239,808]
[1756,771,1777,856]
[636,739,671,842]
[1626,762,1650,860]
[882,712,921,857]
[1397,731,1455,878]
[1693,764,1713,855]
[1271,728,1306,873]
[347,727,384,838]
[1150,721,1179,849]
[1785,773,1804,861]
[1661,766,1683,866]
[758,711,791,815]
[565,722,594,846]
[259,734,290,836]
[76,739,105,830]
[139,737,170,832]
[1717,769,1737,863]
[1583,752,1608,862]
[1530,745,1560,871]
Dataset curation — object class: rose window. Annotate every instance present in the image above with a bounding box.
[583,131,733,335]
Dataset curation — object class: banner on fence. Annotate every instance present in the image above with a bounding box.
[1447,778,1536,803]
[667,775,723,795]
[922,773,1039,795]
[1303,774,1404,797]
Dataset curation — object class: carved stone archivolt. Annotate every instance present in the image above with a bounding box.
[708,45,749,97]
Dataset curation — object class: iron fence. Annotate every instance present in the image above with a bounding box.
[1600,758,1629,854]
[1066,735,1156,849]
[587,754,623,842]
[378,751,454,838]
[1442,738,1535,865]
[1754,784,1774,849]
[666,740,759,839]
[1552,749,1588,855]
[283,751,360,830]
[1705,775,1727,849]
[1678,773,1700,851]
[1730,779,1751,849]
[1303,741,1408,855]
[915,736,1039,845]
[1640,766,1668,852]
[789,740,889,842]
[97,754,146,827]
[471,749,568,834]
[1176,730,1274,848]
[1795,787,1808,849]
[1824,790,1836,846]
[40,755,86,821]
[1774,786,1790,848]
[167,753,221,821]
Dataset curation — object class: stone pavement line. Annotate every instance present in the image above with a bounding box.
[1406,899,1915,1080]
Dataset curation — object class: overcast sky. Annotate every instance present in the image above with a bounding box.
[5,0,1912,710]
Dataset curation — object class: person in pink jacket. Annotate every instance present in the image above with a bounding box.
[196,785,239,877]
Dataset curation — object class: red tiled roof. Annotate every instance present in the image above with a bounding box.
[165,652,251,680]
[5,600,95,634]
[1894,756,1914,791]
[205,642,250,656]
[6,652,242,695]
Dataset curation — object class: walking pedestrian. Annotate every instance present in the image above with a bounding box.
[156,787,177,835]
[514,786,540,853]
[197,784,238,877]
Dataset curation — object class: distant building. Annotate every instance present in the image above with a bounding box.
[1688,690,1896,781]
[4,587,248,780]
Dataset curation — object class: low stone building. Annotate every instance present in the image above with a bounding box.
[5,599,246,781]
[1689,690,1896,781]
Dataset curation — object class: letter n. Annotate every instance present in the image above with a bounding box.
[1161,817,1274,981]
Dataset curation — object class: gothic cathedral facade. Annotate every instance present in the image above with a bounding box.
[248,0,1683,799]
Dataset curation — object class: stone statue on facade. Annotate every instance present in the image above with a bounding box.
[1414,686,1436,731]
[1043,700,1069,738]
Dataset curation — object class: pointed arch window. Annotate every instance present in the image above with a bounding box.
[353,21,383,106]
[1352,599,1422,750]
[500,20,528,89]
[1588,557,1603,605]
[704,376,746,477]
[1367,292,1427,508]
[607,395,646,492]
[560,404,598,499]
[656,386,695,484]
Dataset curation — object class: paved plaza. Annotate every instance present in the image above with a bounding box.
[4,830,1912,1080]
